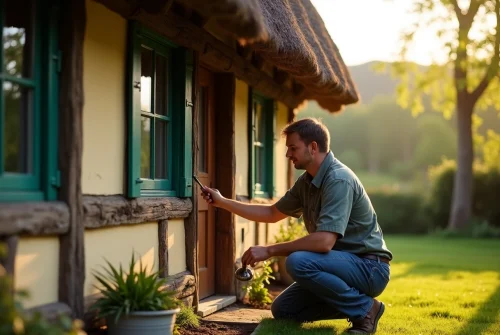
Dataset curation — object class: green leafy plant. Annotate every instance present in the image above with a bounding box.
[90,253,181,324]
[175,305,199,329]
[242,261,275,308]
[273,218,307,243]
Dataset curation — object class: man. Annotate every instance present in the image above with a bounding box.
[200,118,392,334]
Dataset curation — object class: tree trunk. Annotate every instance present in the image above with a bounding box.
[448,102,474,230]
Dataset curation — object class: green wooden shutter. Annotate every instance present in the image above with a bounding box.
[127,23,142,198]
[179,49,193,197]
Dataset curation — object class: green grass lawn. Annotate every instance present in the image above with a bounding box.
[256,236,500,335]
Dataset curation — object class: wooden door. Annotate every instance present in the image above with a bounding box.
[197,67,216,299]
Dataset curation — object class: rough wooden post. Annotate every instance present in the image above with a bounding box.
[57,0,86,319]
[214,73,236,295]
[158,220,169,278]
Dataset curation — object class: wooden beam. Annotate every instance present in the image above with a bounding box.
[158,220,168,277]
[160,270,196,299]
[214,73,236,295]
[83,195,192,229]
[184,53,200,309]
[93,0,302,109]
[57,0,86,319]
[0,202,69,235]
[251,52,265,70]
[274,67,289,85]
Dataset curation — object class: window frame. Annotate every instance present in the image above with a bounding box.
[248,90,276,199]
[127,23,193,198]
[0,0,59,202]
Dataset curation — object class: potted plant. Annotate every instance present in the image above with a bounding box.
[273,219,307,285]
[90,253,181,335]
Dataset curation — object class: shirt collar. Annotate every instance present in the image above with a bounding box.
[306,151,335,188]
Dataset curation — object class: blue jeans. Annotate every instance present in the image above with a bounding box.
[271,250,390,322]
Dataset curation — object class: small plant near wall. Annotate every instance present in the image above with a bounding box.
[272,219,307,285]
[90,253,181,335]
[242,261,275,308]
[0,243,86,335]
[173,305,200,335]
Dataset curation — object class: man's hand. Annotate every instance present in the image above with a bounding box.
[200,187,224,207]
[242,246,271,267]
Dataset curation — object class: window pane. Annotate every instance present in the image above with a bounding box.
[155,54,168,116]
[254,101,262,142]
[140,47,153,113]
[3,0,35,78]
[3,82,32,173]
[198,86,207,172]
[256,146,265,190]
[140,116,151,178]
[155,120,168,179]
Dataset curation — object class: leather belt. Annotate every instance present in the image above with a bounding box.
[359,254,390,264]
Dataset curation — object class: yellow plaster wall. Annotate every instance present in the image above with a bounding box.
[82,0,127,195]
[235,79,249,196]
[235,216,256,258]
[14,237,59,308]
[84,223,158,296]
[275,101,289,198]
[167,219,187,275]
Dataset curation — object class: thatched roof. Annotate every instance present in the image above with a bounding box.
[178,0,359,112]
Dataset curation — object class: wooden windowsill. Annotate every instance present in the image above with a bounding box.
[83,195,193,229]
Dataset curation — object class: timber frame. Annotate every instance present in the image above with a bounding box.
[0,0,307,325]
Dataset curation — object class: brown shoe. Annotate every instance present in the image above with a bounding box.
[347,299,385,334]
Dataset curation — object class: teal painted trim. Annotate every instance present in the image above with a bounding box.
[250,92,274,199]
[171,47,184,196]
[181,49,193,197]
[43,0,60,200]
[0,75,37,88]
[0,174,38,189]
[140,189,177,197]
[141,179,171,190]
[129,23,191,197]
[248,87,255,199]
[139,27,179,49]
[127,21,142,197]
[151,114,171,122]
[0,191,44,202]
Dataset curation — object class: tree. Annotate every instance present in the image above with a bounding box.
[390,0,500,229]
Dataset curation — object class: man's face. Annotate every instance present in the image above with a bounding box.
[285,132,313,170]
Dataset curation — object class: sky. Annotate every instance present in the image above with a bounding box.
[311,0,449,66]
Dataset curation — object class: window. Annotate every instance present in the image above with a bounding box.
[0,0,59,202]
[249,92,275,199]
[128,24,193,198]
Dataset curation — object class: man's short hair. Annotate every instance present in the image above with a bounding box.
[282,118,330,153]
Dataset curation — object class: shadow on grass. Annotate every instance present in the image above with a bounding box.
[454,284,500,335]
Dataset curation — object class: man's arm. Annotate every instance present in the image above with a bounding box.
[242,231,338,266]
[202,187,288,223]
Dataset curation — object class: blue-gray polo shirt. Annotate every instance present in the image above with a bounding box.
[275,151,393,260]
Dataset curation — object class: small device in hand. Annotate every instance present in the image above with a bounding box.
[193,175,211,200]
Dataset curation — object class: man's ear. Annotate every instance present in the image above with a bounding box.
[310,141,318,153]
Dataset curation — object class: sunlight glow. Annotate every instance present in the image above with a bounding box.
[311,0,453,66]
